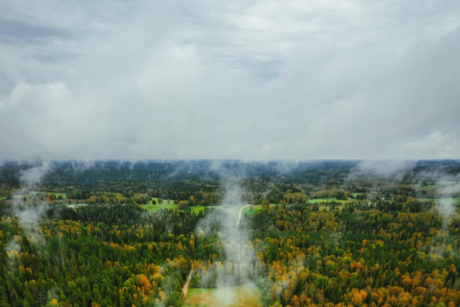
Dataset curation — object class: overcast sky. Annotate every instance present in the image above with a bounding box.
[0,0,459,161]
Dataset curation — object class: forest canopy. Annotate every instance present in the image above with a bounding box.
[0,160,459,306]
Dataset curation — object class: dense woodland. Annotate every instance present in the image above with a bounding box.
[0,161,459,306]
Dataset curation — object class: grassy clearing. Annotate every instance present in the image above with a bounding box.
[188,206,221,214]
[142,204,177,212]
[242,205,262,215]
[242,204,277,215]
[141,198,177,212]
[308,198,352,204]
[187,284,262,307]
[52,192,67,199]
[148,197,175,205]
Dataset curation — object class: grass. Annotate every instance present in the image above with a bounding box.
[241,204,278,215]
[52,192,67,199]
[187,284,262,307]
[142,204,177,212]
[0,196,6,200]
[242,205,262,215]
[188,206,221,214]
[142,201,356,216]
[143,202,344,216]
[141,198,177,212]
[308,198,352,204]
[149,197,175,205]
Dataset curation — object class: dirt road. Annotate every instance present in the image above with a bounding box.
[237,205,251,227]
[182,269,194,297]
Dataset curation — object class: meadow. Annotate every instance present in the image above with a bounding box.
[307,198,353,204]
[186,284,262,307]
[141,197,176,211]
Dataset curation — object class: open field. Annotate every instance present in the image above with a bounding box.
[186,284,262,307]
[142,203,177,212]
[149,197,176,205]
[308,198,353,204]
[241,204,278,214]
[51,192,67,199]
[242,205,262,214]
[141,198,177,211]
[188,205,221,214]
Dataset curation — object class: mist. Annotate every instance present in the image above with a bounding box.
[9,162,53,245]
[415,170,460,229]
[349,160,416,180]
[193,163,261,304]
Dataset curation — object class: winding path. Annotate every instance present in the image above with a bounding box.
[182,269,194,298]
[237,205,251,227]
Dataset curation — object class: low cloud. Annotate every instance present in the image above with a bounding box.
[8,161,53,249]
[349,160,416,180]
[193,163,260,302]
[415,170,460,228]
[19,161,53,186]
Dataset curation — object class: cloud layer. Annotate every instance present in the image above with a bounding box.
[1,0,460,161]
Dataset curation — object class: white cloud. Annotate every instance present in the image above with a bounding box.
[403,131,460,159]
[0,0,459,161]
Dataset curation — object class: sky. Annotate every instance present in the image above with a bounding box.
[0,0,459,161]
